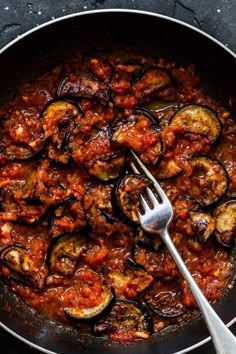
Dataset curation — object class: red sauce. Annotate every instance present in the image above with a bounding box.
[0,49,235,342]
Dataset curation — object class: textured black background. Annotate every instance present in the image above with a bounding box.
[0,1,235,353]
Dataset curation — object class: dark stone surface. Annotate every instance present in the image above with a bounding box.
[0,0,235,52]
[0,1,235,354]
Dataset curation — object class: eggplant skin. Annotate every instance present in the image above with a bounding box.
[190,211,215,242]
[41,98,81,164]
[41,98,81,137]
[93,299,153,340]
[147,290,186,318]
[85,151,126,181]
[64,286,115,322]
[83,183,119,234]
[79,126,126,181]
[136,227,163,251]
[48,196,87,238]
[0,244,46,289]
[103,260,154,298]
[214,200,236,247]
[0,110,46,162]
[133,67,173,99]
[187,155,228,207]
[112,174,151,225]
[152,158,183,180]
[112,112,163,166]
[134,107,160,126]
[132,244,178,279]
[169,104,221,144]
[47,233,86,276]
[57,71,110,103]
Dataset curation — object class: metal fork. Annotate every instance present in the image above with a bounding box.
[130,150,236,354]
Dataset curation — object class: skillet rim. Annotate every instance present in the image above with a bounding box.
[0,8,235,354]
[0,9,235,58]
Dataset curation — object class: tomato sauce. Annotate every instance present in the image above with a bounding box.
[0,49,235,342]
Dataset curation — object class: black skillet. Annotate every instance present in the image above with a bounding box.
[0,9,235,354]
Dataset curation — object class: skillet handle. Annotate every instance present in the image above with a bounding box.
[162,229,236,354]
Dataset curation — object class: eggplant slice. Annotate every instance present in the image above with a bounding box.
[48,197,86,238]
[132,245,177,279]
[57,71,110,103]
[42,98,80,138]
[82,127,126,181]
[0,244,46,289]
[136,227,163,251]
[41,98,81,164]
[190,211,215,242]
[187,155,228,206]
[64,285,114,321]
[86,152,126,181]
[112,174,152,224]
[83,184,116,233]
[112,111,162,165]
[0,192,47,224]
[147,290,186,318]
[94,299,153,341]
[214,200,236,247]
[182,195,202,211]
[109,62,144,108]
[48,233,86,276]
[169,104,221,143]
[133,67,173,99]
[0,108,46,162]
[103,261,154,298]
[134,107,160,125]
[153,158,183,180]
[0,161,47,224]
[83,183,132,237]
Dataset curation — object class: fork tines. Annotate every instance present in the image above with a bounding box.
[129,150,168,203]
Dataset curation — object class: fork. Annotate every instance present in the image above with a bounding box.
[130,150,236,354]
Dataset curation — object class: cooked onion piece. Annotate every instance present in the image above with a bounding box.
[48,197,86,238]
[154,158,183,180]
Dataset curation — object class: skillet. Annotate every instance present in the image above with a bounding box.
[0,9,235,354]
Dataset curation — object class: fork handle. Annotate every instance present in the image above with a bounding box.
[162,229,236,354]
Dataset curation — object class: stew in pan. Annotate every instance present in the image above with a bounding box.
[0,49,235,342]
